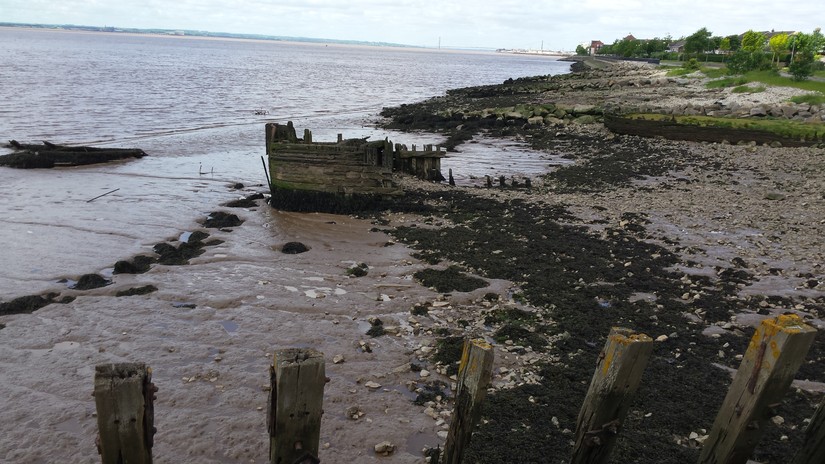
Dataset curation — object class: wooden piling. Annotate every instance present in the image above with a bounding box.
[792,394,825,464]
[698,314,817,464]
[94,363,155,464]
[443,338,494,464]
[571,327,654,464]
[268,348,326,464]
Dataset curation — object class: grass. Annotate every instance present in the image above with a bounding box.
[706,76,749,89]
[743,70,825,93]
[732,85,766,94]
[790,94,825,105]
[625,113,825,140]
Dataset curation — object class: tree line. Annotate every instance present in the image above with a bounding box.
[576,27,825,81]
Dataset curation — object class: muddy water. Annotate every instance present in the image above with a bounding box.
[0,27,570,298]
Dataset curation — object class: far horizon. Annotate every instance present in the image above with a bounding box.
[2,0,822,51]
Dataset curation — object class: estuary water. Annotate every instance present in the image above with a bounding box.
[0,27,570,296]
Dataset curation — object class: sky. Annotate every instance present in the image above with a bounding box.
[1,0,822,51]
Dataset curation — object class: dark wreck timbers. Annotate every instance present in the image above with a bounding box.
[267,186,391,214]
[0,141,146,168]
[604,115,822,147]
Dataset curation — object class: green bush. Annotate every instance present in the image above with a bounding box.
[682,58,701,70]
[727,50,771,74]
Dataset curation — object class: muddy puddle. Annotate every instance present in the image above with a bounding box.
[441,135,573,186]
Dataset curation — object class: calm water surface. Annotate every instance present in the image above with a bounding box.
[0,28,570,295]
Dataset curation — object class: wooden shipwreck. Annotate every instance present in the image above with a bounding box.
[0,140,146,169]
[265,122,445,212]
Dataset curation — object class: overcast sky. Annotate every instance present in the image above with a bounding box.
[2,0,822,50]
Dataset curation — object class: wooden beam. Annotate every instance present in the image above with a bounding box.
[698,314,817,464]
[94,363,155,464]
[571,327,654,464]
[443,338,495,464]
[268,348,326,464]
[792,395,825,464]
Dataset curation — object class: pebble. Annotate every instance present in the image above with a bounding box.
[365,381,382,390]
[374,441,395,456]
[419,370,430,378]
[437,430,449,439]
[333,354,345,364]
[655,335,668,342]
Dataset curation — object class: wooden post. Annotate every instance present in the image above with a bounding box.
[94,363,155,464]
[443,338,494,464]
[792,395,825,464]
[269,348,326,464]
[698,314,817,464]
[571,327,654,464]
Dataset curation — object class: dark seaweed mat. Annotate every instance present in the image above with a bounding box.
[387,188,821,463]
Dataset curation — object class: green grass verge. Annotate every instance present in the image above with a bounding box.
[732,85,765,94]
[706,76,749,89]
[790,94,825,105]
[743,70,825,93]
[625,113,825,140]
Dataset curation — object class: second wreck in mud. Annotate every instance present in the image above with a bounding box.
[265,122,445,212]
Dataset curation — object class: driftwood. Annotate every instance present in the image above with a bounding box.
[1,140,146,168]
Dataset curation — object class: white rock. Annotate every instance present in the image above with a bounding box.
[374,441,395,455]
[365,381,382,390]
[333,355,345,364]
[655,335,668,342]
[419,370,431,378]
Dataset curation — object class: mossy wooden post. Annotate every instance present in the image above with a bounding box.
[94,363,155,464]
[268,348,325,464]
[792,395,825,464]
[571,327,654,464]
[443,338,494,464]
[698,314,817,464]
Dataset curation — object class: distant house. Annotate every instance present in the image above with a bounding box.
[589,40,604,55]
[623,34,637,42]
[667,40,686,53]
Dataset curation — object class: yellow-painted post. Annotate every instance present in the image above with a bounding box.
[268,348,325,464]
[443,338,494,464]
[571,328,654,464]
[94,363,156,464]
[792,395,825,464]
[698,314,817,464]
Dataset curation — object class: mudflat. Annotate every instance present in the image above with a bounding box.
[1,61,823,463]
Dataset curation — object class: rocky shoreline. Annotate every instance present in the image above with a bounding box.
[375,61,824,462]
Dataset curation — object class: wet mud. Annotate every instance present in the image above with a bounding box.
[386,186,822,463]
[377,65,824,462]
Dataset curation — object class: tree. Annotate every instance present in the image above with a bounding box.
[684,27,712,56]
[788,28,825,81]
[768,33,789,66]
[575,44,588,56]
[726,34,742,52]
[719,37,731,55]
[741,30,766,52]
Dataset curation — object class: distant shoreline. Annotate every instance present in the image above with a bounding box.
[0,25,544,56]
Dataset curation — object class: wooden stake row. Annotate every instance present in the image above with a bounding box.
[91,314,818,464]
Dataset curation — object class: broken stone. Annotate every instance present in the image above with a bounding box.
[374,441,395,456]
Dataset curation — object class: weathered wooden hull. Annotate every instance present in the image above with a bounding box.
[265,122,445,212]
[1,141,146,168]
